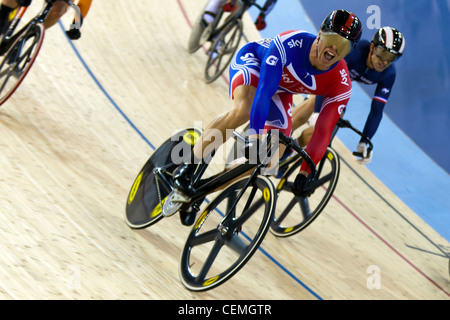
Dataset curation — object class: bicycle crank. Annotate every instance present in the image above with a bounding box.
[162,190,191,217]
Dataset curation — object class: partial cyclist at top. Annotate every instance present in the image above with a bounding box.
[202,0,277,31]
[0,0,92,40]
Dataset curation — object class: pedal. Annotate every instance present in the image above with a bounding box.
[162,190,191,217]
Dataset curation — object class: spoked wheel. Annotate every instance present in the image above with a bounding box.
[0,22,44,106]
[179,175,276,291]
[125,128,202,229]
[204,18,243,83]
[270,147,340,237]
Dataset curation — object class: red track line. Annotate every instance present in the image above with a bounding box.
[332,194,450,297]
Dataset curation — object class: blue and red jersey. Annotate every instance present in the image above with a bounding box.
[229,30,353,170]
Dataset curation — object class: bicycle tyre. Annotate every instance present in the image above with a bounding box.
[204,18,243,83]
[0,22,44,106]
[125,128,202,229]
[270,147,340,237]
[179,175,276,291]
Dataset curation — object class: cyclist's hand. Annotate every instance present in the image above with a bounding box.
[242,137,260,162]
[293,173,313,197]
[356,142,373,165]
[255,15,267,31]
[66,28,81,40]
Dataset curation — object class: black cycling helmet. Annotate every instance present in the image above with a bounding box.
[372,27,405,60]
[321,9,362,49]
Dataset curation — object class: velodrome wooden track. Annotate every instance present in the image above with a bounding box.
[0,0,448,300]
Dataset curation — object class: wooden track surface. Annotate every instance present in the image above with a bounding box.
[0,0,448,300]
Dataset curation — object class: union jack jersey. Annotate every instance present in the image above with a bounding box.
[230,30,353,168]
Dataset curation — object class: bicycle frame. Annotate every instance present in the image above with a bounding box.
[154,130,317,212]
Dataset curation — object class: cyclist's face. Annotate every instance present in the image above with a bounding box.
[313,32,350,70]
[369,46,396,72]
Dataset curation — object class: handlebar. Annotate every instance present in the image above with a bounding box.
[336,118,374,157]
[232,130,318,180]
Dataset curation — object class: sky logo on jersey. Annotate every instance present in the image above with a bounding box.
[340,69,349,86]
[288,39,303,48]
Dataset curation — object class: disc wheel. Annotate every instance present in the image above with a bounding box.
[125,128,202,229]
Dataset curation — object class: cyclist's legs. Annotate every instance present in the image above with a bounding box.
[203,0,224,24]
[44,1,68,28]
[44,0,92,29]
[0,0,19,34]
[192,83,255,162]
[292,95,315,131]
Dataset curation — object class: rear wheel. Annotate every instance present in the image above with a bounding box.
[270,147,340,237]
[125,128,202,229]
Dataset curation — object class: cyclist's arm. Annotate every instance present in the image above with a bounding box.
[300,79,352,173]
[249,40,284,134]
[361,71,395,142]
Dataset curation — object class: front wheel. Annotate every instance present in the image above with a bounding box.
[179,175,276,291]
[0,22,44,106]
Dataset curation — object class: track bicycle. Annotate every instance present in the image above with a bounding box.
[228,118,373,237]
[125,127,316,291]
[0,0,82,106]
[188,0,264,83]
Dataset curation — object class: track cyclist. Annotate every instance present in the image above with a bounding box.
[0,0,92,40]
[174,9,363,225]
[202,0,277,31]
[292,27,406,164]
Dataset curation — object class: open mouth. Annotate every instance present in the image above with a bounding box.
[324,51,336,62]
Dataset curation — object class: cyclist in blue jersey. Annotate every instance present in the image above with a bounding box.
[174,9,362,226]
[202,0,277,31]
[292,27,406,164]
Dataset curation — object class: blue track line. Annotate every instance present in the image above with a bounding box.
[58,22,156,151]
[59,22,322,299]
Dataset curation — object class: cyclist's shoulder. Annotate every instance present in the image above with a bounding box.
[276,30,316,43]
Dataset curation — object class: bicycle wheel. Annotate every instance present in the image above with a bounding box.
[270,147,340,237]
[204,18,243,83]
[0,22,44,106]
[125,128,202,229]
[179,175,276,291]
